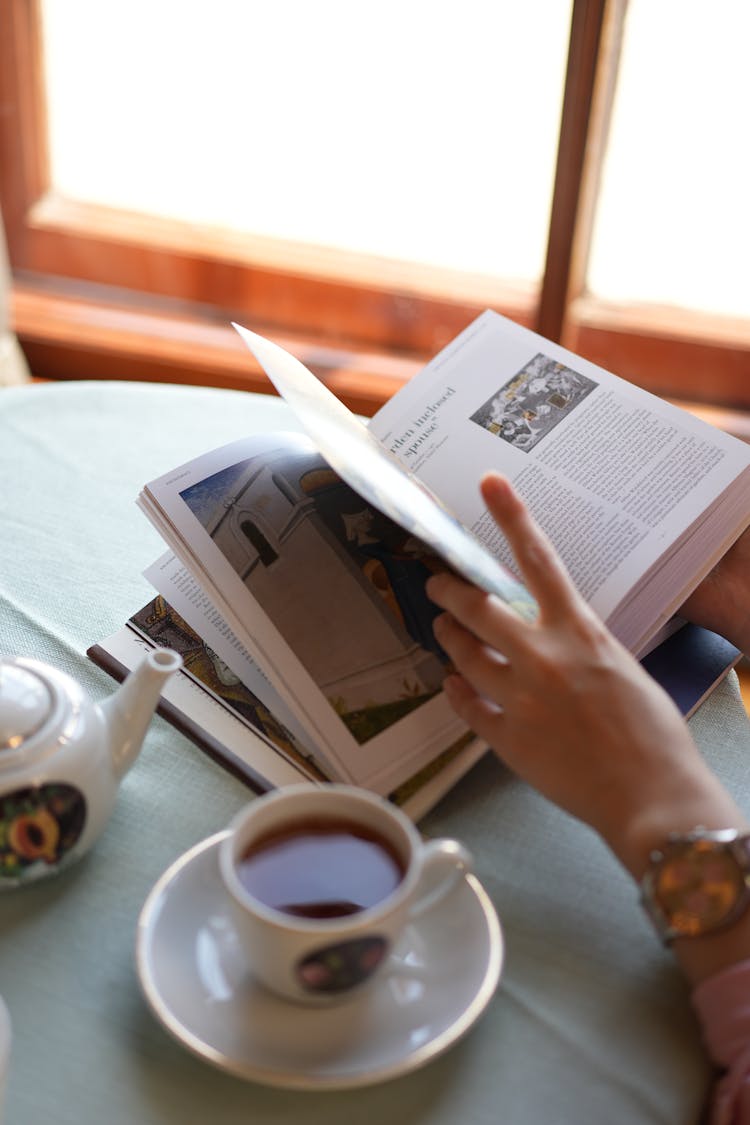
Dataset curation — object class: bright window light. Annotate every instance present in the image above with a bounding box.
[588,0,750,319]
[41,0,571,285]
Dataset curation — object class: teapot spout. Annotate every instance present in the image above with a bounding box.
[99,649,182,778]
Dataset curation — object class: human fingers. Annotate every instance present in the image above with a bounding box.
[480,473,580,619]
[441,673,506,748]
[427,571,528,661]
[433,612,513,703]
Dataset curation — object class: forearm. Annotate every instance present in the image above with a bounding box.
[598,757,750,986]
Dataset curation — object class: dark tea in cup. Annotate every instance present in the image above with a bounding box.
[236,817,406,918]
[219,784,472,1004]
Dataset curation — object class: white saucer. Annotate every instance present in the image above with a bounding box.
[136,831,504,1090]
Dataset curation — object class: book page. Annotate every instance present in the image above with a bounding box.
[88,626,317,792]
[371,311,750,644]
[143,552,318,763]
[140,431,469,794]
[89,624,488,822]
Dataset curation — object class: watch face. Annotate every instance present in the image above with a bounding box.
[654,839,746,937]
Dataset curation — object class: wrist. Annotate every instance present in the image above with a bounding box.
[639,827,750,985]
[594,748,750,985]
[601,766,748,882]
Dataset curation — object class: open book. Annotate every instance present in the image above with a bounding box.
[90,310,750,812]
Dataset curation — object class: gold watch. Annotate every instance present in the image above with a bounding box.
[640,827,750,943]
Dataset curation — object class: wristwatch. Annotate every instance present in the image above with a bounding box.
[640,827,750,943]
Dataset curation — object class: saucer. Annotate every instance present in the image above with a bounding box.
[136,831,503,1090]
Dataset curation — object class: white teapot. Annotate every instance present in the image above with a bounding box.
[0,650,182,888]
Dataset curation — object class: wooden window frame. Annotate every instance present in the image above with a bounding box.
[1,0,748,425]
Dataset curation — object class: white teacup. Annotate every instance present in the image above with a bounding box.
[219,784,473,1005]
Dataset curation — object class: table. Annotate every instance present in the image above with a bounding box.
[1,380,748,1124]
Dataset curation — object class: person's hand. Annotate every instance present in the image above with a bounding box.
[680,526,750,656]
[426,473,746,883]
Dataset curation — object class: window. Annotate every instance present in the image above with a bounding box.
[42,1,570,289]
[1,0,748,426]
[241,521,279,568]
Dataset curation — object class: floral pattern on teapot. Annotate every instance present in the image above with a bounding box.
[0,784,86,881]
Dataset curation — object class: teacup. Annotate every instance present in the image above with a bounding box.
[219,784,473,1005]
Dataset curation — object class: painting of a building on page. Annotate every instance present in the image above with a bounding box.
[179,436,448,745]
[470,353,597,452]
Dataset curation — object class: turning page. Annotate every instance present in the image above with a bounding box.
[370,312,750,654]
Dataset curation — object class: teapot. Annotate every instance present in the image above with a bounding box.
[0,649,182,888]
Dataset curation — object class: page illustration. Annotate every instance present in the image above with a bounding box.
[178,437,451,744]
[470,353,598,452]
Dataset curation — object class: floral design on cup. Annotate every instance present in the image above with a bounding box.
[0,784,86,881]
[297,935,389,993]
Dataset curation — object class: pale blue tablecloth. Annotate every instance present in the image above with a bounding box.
[1,381,749,1125]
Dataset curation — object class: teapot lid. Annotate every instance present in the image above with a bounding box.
[0,662,54,752]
